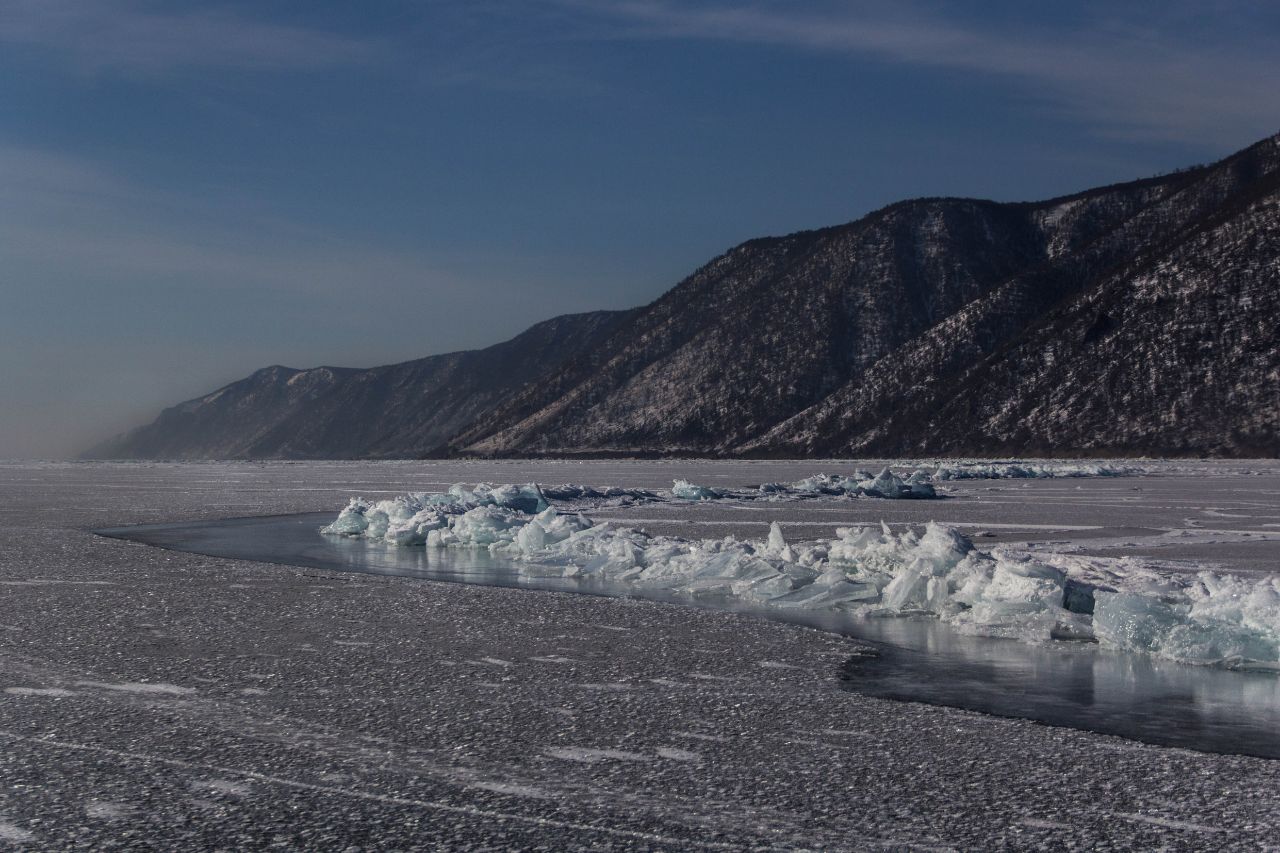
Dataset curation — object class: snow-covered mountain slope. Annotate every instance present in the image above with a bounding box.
[89,132,1280,459]
[743,135,1280,457]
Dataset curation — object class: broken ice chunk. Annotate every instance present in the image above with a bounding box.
[671,480,726,500]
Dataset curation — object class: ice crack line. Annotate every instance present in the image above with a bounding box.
[0,729,787,850]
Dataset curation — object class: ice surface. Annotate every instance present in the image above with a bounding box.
[323,481,1280,669]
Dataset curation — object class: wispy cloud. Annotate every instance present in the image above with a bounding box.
[0,141,629,358]
[554,0,1280,146]
[0,0,374,74]
[0,144,460,301]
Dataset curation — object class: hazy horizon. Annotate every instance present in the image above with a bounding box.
[4,1,1279,458]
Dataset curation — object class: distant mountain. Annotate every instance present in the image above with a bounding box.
[85,311,631,459]
[88,132,1280,460]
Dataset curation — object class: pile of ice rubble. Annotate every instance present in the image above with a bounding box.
[677,469,937,500]
[671,462,1147,501]
[384,465,1147,510]
[925,462,1142,480]
[323,484,1280,670]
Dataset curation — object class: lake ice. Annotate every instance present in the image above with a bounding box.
[16,458,1280,848]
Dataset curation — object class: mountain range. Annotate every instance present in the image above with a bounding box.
[87,132,1280,459]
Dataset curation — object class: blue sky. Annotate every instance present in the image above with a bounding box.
[2,1,1278,457]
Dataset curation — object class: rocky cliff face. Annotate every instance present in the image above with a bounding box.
[89,132,1280,460]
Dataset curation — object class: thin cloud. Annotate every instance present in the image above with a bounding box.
[0,144,458,298]
[556,0,1280,146]
[0,0,374,74]
[0,143,630,350]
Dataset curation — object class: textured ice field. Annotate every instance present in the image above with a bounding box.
[2,460,1280,849]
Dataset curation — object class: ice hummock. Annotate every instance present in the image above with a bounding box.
[1093,577,1280,667]
[671,479,728,501]
[321,483,549,545]
[322,485,1280,670]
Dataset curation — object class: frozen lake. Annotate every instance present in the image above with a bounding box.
[4,459,1280,849]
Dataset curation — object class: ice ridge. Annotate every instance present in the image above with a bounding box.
[323,487,1279,670]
